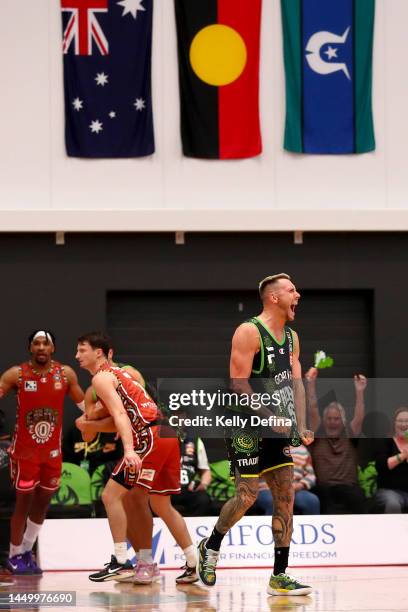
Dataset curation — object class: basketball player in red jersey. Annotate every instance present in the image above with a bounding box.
[76,336,197,585]
[0,330,85,575]
[76,331,178,582]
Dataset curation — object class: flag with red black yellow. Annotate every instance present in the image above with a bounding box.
[174,0,262,159]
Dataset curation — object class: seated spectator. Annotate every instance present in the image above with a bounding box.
[171,437,212,517]
[256,444,320,515]
[371,407,408,513]
[306,368,367,514]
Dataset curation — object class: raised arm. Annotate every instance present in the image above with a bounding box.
[292,332,313,446]
[0,367,19,399]
[92,371,141,470]
[350,374,367,436]
[304,366,321,434]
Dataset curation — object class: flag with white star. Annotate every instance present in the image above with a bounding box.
[281,0,375,154]
[61,0,154,158]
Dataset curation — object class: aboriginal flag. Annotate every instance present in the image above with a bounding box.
[175,0,262,159]
[281,0,375,154]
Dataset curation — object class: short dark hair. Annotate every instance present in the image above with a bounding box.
[77,331,111,358]
[258,273,291,299]
[28,330,56,349]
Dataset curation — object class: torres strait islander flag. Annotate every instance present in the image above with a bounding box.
[61,0,154,158]
[174,0,262,159]
[281,0,376,154]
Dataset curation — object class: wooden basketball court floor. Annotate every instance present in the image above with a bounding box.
[0,566,407,611]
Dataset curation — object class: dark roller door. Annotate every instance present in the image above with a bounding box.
[107,289,373,380]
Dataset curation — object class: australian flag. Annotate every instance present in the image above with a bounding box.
[61,0,154,158]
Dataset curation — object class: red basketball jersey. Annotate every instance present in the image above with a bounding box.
[11,361,68,461]
[99,363,158,450]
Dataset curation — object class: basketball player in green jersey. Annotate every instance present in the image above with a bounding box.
[197,274,313,596]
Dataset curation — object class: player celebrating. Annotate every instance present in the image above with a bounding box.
[0,330,84,575]
[197,274,313,596]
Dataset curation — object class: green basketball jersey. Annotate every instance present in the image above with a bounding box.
[247,316,300,445]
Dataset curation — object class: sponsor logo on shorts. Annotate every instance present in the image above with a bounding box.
[140,468,155,481]
[237,457,259,467]
[231,430,259,456]
[24,381,37,392]
[54,382,62,390]
[50,449,60,458]
[283,446,292,457]
[49,477,60,487]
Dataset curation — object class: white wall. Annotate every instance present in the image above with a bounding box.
[0,0,407,231]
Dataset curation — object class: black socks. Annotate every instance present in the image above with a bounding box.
[206,527,225,552]
[274,547,289,575]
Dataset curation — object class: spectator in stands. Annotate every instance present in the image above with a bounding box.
[257,444,320,515]
[171,437,212,516]
[371,407,408,513]
[306,368,367,514]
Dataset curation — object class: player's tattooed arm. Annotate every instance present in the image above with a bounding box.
[215,472,259,534]
[0,366,19,399]
[264,465,294,547]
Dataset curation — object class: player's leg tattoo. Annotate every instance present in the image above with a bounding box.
[264,465,294,547]
[215,470,259,535]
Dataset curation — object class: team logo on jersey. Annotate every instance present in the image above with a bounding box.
[24,381,37,392]
[135,440,148,455]
[279,348,285,355]
[231,430,259,456]
[25,407,58,444]
[305,27,351,80]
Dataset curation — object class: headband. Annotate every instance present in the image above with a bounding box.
[32,331,54,345]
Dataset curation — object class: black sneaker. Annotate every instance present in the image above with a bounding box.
[175,564,199,584]
[89,555,134,582]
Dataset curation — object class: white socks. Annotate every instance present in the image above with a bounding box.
[139,549,153,564]
[114,542,128,565]
[22,518,42,553]
[9,543,24,558]
[184,544,197,568]
[10,519,43,556]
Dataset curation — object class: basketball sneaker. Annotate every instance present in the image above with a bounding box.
[267,573,312,596]
[133,560,161,585]
[197,538,219,587]
[6,554,33,575]
[175,563,199,584]
[89,555,134,582]
[23,551,42,575]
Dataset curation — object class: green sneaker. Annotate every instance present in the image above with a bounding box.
[267,573,312,596]
[197,538,219,587]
